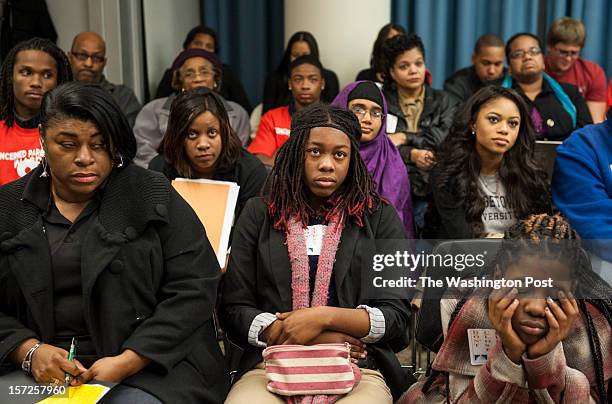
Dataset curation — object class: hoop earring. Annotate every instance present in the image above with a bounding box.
[116,154,124,168]
[40,158,49,178]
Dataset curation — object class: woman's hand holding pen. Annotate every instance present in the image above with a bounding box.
[30,344,86,385]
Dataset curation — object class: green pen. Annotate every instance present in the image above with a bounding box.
[64,338,76,388]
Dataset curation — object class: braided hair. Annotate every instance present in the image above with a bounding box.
[267,103,380,231]
[424,214,612,402]
[496,213,611,403]
[0,38,72,127]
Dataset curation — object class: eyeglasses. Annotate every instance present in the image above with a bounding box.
[509,47,542,59]
[350,105,384,119]
[553,47,580,58]
[183,68,214,81]
[70,51,105,64]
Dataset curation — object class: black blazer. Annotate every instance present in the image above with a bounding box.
[219,198,412,400]
[0,165,229,403]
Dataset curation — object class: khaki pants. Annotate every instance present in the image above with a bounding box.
[225,363,392,404]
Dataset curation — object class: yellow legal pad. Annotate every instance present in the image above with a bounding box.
[37,384,110,404]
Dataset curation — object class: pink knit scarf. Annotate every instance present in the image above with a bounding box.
[285,215,362,404]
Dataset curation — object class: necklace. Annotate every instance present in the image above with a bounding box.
[478,174,500,195]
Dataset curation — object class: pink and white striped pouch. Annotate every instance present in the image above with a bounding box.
[263,343,360,396]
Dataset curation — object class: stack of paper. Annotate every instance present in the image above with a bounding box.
[172,178,240,267]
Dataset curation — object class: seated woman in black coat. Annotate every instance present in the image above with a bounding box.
[262,31,340,113]
[430,86,551,238]
[220,104,412,403]
[149,87,267,221]
[382,33,456,232]
[0,82,228,403]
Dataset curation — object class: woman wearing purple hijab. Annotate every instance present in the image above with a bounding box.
[332,81,414,238]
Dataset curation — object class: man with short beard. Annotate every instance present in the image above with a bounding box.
[502,33,591,141]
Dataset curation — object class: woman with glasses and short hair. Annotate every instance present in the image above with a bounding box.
[133,49,251,167]
[332,80,414,238]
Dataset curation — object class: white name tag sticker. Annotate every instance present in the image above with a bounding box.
[467,329,497,365]
[305,224,325,256]
[386,114,398,133]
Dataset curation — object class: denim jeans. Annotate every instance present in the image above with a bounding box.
[100,385,163,404]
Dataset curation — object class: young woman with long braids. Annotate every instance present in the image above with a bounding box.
[401,213,611,403]
[0,38,72,185]
[429,86,551,238]
[220,103,411,403]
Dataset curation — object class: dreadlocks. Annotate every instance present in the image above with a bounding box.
[424,213,612,402]
[267,103,380,231]
[0,38,73,127]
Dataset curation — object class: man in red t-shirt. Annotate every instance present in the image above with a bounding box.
[0,38,71,185]
[248,55,324,166]
[544,17,607,123]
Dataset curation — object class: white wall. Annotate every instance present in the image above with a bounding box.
[142,0,200,99]
[284,0,391,89]
[46,0,89,52]
[46,0,144,102]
